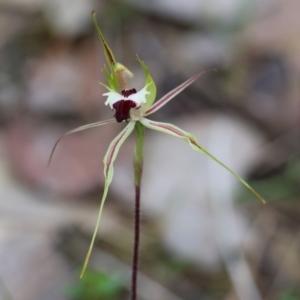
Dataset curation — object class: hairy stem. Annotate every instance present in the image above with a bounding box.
[132,185,141,300]
[131,121,144,300]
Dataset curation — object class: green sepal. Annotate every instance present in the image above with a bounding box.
[92,12,118,91]
[136,56,157,112]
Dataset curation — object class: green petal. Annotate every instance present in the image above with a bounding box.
[101,65,118,92]
[140,118,266,204]
[145,70,215,116]
[99,81,114,92]
[80,121,136,278]
[136,56,157,112]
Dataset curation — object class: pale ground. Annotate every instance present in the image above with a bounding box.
[0,112,266,300]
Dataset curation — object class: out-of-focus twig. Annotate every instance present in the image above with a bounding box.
[0,275,13,300]
[207,119,262,300]
[264,227,300,298]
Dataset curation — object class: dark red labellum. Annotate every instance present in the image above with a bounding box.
[113,100,137,123]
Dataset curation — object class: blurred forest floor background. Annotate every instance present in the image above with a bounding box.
[0,0,300,299]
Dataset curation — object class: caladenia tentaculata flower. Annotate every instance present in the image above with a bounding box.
[48,11,266,285]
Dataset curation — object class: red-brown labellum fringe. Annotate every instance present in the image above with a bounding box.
[122,88,137,97]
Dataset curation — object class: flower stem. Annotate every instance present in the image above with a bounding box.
[132,185,141,300]
[132,121,144,300]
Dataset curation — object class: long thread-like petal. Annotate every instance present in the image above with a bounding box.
[48,119,116,168]
[80,121,136,278]
[145,70,215,116]
[140,118,266,204]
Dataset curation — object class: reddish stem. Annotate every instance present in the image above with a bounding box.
[131,185,141,300]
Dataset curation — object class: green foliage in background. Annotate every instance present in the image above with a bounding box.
[240,157,300,202]
[66,270,124,300]
[280,289,300,300]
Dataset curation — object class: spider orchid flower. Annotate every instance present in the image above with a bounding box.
[48,12,266,279]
